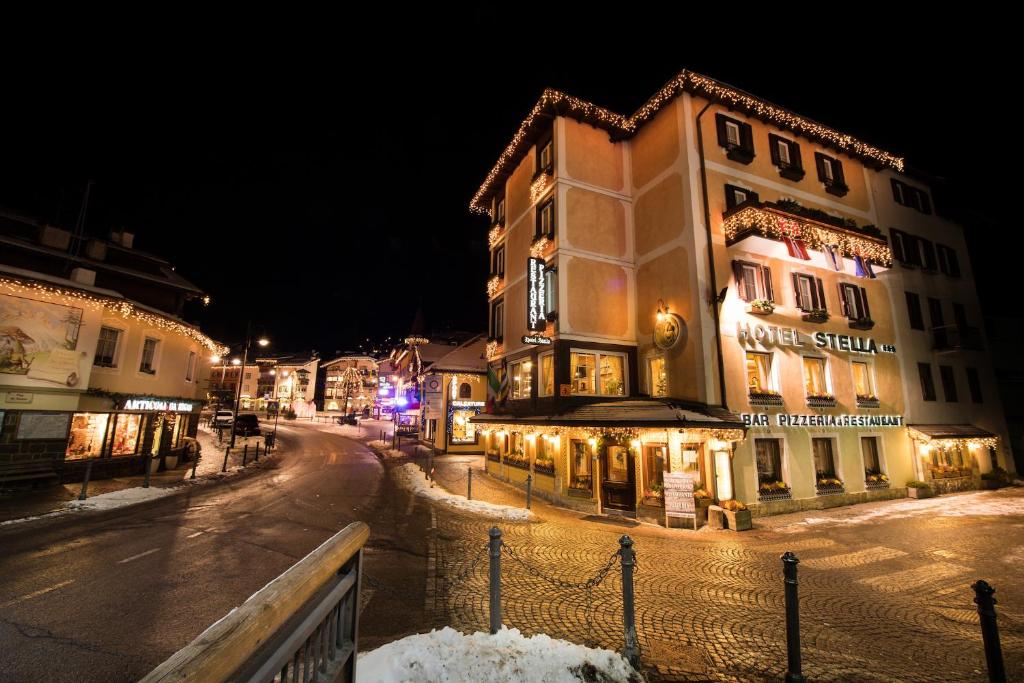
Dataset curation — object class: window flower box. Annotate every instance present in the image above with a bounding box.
[487,453,501,463]
[806,394,836,408]
[801,309,829,324]
[856,394,880,409]
[758,481,792,502]
[824,180,849,198]
[506,454,530,471]
[534,461,555,476]
[746,299,775,316]
[749,390,783,407]
[849,317,875,331]
[816,478,845,496]
[778,164,805,182]
[725,144,755,165]
[865,473,890,490]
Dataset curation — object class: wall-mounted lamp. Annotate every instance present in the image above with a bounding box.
[656,299,669,323]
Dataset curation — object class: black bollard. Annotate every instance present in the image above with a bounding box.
[489,527,502,634]
[78,458,94,501]
[973,580,1005,683]
[619,535,641,669]
[525,474,533,510]
[242,444,248,466]
[467,466,473,500]
[782,552,805,683]
[190,453,199,479]
[222,446,230,473]
[254,443,260,462]
[143,453,153,488]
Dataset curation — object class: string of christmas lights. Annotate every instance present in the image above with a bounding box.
[1,275,225,353]
[722,205,893,266]
[488,226,504,248]
[478,423,744,442]
[529,237,550,258]
[486,276,503,298]
[470,70,905,216]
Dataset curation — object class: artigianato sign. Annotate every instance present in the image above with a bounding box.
[122,398,196,412]
[737,323,895,355]
[526,257,546,332]
[742,413,904,427]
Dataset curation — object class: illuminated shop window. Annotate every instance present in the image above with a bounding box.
[568,440,592,492]
[755,438,784,486]
[852,361,874,398]
[66,413,110,459]
[538,353,554,396]
[111,414,142,456]
[802,357,829,397]
[510,360,532,399]
[746,352,775,393]
[570,351,626,396]
[450,409,477,444]
[648,356,667,397]
[643,443,667,495]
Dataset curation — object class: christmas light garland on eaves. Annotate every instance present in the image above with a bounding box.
[1,276,226,354]
[469,70,905,216]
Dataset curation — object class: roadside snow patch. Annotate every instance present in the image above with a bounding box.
[65,487,175,511]
[393,463,534,521]
[357,626,641,683]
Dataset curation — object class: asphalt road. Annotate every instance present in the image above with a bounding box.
[0,422,430,683]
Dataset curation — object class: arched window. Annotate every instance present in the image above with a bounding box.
[459,382,472,399]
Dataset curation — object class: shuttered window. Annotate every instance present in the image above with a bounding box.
[724,184,759,210]
[715,113,755,163]
[814,152,848,196]
[792,273,826,312]
[838,283,871,320]
[732,260,774,302]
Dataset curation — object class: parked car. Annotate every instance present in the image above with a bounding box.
[233,413,261,436]
[212,410,234,429]
[336,414,358,426]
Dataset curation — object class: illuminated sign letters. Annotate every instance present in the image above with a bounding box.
[522,334,552,345]
[742,413,904,427]
[526,257,546,331]
[123,398,196,412]
[736,323,895,355]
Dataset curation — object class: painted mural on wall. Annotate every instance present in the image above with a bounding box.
[0,294,86,387]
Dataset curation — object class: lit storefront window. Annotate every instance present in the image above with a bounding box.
[539,353,554,396]
[568,440,592,491]
[450,408,478,444]
[66,413,110,459]
[111,414,142,456]
[852,361,874,397]
[802,357,829,396]
[746,352,774,393]
[648,357,667,397]
[571,351,626,396]
[510,360,532,399]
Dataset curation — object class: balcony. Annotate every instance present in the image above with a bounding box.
[723,201,891,267]
[932,324,983,352]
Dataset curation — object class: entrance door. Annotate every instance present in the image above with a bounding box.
[602,445,636,511]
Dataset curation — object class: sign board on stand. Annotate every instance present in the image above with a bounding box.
[663,472,696,530]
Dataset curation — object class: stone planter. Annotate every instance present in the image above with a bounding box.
[907,487,934,499]
[147,456,161,474]
[708,505,725,530]
[723,508,753,532]
[163,455,179,470]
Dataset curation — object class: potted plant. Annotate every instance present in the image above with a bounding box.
[849,316,875,331]
[643,483,664,506]
[692,487,712,525]
[801,308,829,323]
[720,499,752,531]
[747,299,775,315]
[816,477,845,495]
[906,480,934,499]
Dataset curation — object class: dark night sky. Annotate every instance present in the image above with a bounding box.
[0,14,1016,355]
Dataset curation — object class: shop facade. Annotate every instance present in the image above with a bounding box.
[418,336,488,454]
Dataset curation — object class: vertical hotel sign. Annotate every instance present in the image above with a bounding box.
[526,257,546,331]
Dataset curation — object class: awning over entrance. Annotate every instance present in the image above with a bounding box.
[472,399,745,433]
[907,424,998,446]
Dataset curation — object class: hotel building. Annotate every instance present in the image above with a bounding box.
[317,354,379,414]
[470,70,1013,520]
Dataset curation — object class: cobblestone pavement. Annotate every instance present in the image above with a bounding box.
[423,457,1024,682]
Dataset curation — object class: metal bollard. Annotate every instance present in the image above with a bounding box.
[222,446,230,473]
[190,453,199,479]
[78,458,94,501]
[782,552,805,683]
[467,466,473,500]
[254,443,260,462]
[972,580,1006,683]
[143,454,153,488]
[489,527,502,634]
[428,452,434,481]
[525,474,533,510]
[242,444,248,466]
[619,535,641,669]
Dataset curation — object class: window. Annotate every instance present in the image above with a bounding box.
[544,267,557,317]
[490,298,504,341]
[917,238,938,271]
[715,114,754,163]
[838,283,871,320]
[450,407,477,444]
[724,184,759,210]
[927,297,944,329]
[862,437,883,475]
[891,179,931,214]
[93,326,121,367]
[755,438,784,485]
[732,260,774,302]
[648,356,667,397]
[812,438,838,479]
[792,273,826,312]
[570,350,626,396]
[768,134,804,179]
[66,412,111,459]
[537,136,553,174]
[459,382,472,399]
[568,440,592,492]
[852,361,874,398]
[890,228,910,264]
[936,244,961,277]
[746,352,775,393]
[491,245,505,277]
[802,357,829,397]
[906,291,924,330]
[536,199,555,239]
[939,365,958,402]
[538,352,554,397]
[918,362,937,401]
[966,367,983,403]
[494,194,506,225]
[111,414,142,456]
[814,152,848,196]
[185,351,197,382]
[139,337,159,374]
[953,302,969,331]
[643,443,667,495]
[510,359,532,399]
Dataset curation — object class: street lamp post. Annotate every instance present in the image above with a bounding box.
[229,322,269,448]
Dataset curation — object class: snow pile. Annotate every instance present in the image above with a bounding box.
[65,486,175,511]
[368,440,391,450]
[393,463,534,521]
[782,490,1024,530]
[357,627,641,683]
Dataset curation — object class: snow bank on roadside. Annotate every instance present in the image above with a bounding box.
[64,486,176,511]
[393,463,534,521]
[357,626,641,683]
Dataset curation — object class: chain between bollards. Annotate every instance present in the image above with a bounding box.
[78,458,94,500]
[973,580,1005,683]
[619,535,641,670]
[782,551,805,683]
[525,474,532,510]
[489,526,502,634]
[467,466,473,500]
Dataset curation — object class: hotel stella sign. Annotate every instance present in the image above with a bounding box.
[526,257,546,332]
[737,323,896,355]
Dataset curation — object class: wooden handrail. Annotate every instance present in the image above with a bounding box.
[140,521,370,683]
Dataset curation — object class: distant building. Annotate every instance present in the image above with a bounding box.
[317,355,378,413]
[203,353,319,415]
[0,207,221,486]
[419,335,488,454]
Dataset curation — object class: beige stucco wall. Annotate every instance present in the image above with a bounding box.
[631,99,680,189]
[565,257,629,338]
[562,117,624,193]
[565,187,627,259]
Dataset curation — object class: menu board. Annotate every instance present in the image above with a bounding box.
[664,472,696,528]
[16,412,72,440]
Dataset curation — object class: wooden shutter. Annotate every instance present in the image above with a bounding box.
[860,287,871,320]
[715,114,729,147]
[761,266,774,302]
[815,277,827,311]
[837,284,850,318]
[791,273,804,309]
[768,134,781,165]
[732,260,748,301]
[889,229,905,262]
[891,178,904,205]
[920,238,937,270]
[789,140,803,169]
[815,153,828,182]
[832,158,846,185]
[740,122,754,153]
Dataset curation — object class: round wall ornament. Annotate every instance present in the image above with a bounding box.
[654,313,684,350]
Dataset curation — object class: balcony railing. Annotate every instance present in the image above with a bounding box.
[932,324,983,352]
